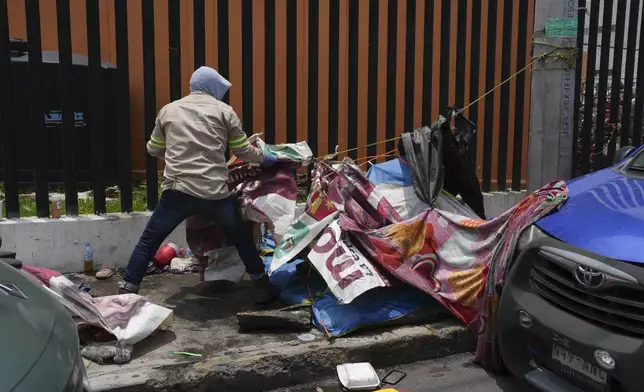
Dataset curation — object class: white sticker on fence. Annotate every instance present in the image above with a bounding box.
[307,220,386,304]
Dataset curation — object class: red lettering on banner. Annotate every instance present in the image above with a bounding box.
[325,241,365,289]
[315,226,365,289]
[313,227,364,290]
[313,227,337,253]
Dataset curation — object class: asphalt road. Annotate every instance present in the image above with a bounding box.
[270,353,538,392]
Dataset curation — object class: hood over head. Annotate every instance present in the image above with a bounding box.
[189,66,231,100]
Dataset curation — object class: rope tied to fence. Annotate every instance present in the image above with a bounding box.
[590,123,620,160]
[318,42,578,161]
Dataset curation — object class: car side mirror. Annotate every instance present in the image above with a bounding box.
[613,145,635,165]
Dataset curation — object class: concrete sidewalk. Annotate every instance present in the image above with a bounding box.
[85,274,475,392]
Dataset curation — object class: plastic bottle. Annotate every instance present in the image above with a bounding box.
[50,195,62,219]
[83,243,95,276]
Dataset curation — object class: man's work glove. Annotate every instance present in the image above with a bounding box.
[261,153,278,168]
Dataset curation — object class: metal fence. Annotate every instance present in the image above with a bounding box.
[576,0,644,176]
[0,0,536,219]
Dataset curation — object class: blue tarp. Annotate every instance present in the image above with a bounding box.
[261,236,439,337]
[365,158,412,186]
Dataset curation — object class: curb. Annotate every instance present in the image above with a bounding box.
[89,321,475,392]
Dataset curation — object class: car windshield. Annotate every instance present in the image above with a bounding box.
[630,148,644,169]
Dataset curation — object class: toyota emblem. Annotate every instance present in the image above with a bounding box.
[574,265,606,289]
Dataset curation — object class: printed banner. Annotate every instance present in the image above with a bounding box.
[187,138,312,278]
[235,165,298,240]
[271,160,403,273]
[270,187,340,273]
[340,180,569,369]
[307,220,388,304]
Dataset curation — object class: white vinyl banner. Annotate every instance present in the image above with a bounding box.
[307,220,387,304]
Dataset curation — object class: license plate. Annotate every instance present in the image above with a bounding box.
[552,345,608,388]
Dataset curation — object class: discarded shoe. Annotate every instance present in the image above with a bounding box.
[252,275,279,305]
[81,341,134,365]
[117,281,140,295]
[95,266,117,280]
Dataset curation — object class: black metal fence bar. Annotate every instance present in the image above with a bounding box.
[593,0,613,171]
[455,0,467,110]
[25,0,48,217]
[366,0,378,158]
[439,0,450,118]
[633,6,644,148]
[142,0,158,211]
[55,0,78,216]
[620,0,641,147]
[264,0,275,144]
[421,0,433,128]
[403,0,416,138]
[581,0,600,175]
[115,0,132,212]
[607,0,626,162]
[242,0,254,135]
[346,0,358,159]
[482,0,498,191]
[513,0,529,190]
[384,0,397,153]
[286,0,297,143]
[86,0,106,214]
[217,0,229,104]
[307,0,319,157]
[497,0,513,191]
[194,0,206,69]
[169,0,181,102]
[328,0,340,154]
[0,0,19,218]
[468,0,480,172]
[571,0,585,178]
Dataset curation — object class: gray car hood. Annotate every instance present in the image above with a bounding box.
[0,262,63,390]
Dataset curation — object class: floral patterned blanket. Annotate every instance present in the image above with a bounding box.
[273,160,568,369]
[340,179,567,369]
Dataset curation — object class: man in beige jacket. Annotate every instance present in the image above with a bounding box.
[118,66,279,304]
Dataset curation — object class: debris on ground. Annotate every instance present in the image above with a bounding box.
[169,256,199,274]
[18,263,174,365]
[81,341,133,364]
[336,362,381,391]
[78,281,93,295]
[168,351,203,358]
[203,247,246,283]
[95,266,117,280]
[153,242,181,266]
[237,304,312,332]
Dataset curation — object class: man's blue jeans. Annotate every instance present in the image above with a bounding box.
[124,190,265,286]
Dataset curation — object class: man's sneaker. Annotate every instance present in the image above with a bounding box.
[252,275,279,305]
[117,281,140,295]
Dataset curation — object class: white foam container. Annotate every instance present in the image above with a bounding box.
[336,362,381,391]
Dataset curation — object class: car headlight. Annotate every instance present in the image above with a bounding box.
[516,224,548,251]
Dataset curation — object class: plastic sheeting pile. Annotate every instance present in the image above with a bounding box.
[195,132,569,368]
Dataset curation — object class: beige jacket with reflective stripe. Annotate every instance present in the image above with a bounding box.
[146,92,266,200]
